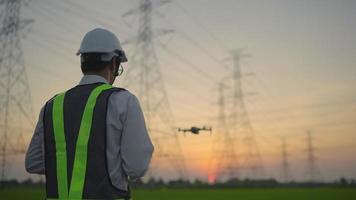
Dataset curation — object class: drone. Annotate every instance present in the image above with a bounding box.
[178,126,212,135]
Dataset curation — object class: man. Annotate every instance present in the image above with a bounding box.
[25,28,154,200]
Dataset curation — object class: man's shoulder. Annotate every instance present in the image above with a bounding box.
[108,88,142,113]
[109,88,137,102]
[108,86,126,92]
[43,86,138,108]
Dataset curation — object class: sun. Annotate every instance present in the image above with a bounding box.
[208,173,216,184]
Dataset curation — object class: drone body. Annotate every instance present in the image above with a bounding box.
[178,126,212,135]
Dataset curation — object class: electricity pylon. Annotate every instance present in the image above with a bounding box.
[228,49,264,179]
[0,0,34,185]
[213,81,239,181]
[305,130,320,182]
[121,0,187,180]
[280,137,291,182]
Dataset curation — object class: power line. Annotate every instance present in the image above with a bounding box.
[27,2,84,38]
[158,14,228,68]
[158,41,215,81]
[61,0,132,34]
[172,1,229,52]
[26,33,77,66]
[49,0,131,36]
[148,51,218,101]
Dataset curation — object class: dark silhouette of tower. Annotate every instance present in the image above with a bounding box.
[280,137,291,182]
[228,49,264,179]
[121,0,187,180]
[305,130,320,182]
[0,0,34,185]
[212,81,239,181]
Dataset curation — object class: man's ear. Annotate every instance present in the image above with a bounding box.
[109,59,116,71]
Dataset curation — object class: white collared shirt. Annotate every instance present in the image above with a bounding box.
[25,75,154,190]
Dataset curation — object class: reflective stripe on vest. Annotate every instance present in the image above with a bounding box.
[52,84,112,199]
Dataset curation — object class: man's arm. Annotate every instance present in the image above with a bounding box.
[120,94,154,179]
[25,106,45,174]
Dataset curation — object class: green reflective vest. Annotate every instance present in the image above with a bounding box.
[50,84,119,200]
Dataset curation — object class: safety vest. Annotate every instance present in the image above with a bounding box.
[43,83,130,200]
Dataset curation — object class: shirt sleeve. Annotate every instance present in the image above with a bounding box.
[120,94,154,179]
[25,106,45,174]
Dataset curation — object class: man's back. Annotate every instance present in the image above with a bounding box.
[26,75,154,199]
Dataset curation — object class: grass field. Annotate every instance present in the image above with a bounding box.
[1,187,356,200]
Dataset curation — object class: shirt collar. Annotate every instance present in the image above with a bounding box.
[78,75,108,85]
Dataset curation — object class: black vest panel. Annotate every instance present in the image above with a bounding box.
[43,83,130,199]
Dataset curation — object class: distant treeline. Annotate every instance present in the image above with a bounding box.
[131,177,356,189]
[1,177,356,189]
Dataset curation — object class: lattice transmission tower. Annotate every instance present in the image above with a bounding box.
[280,137,291,182]
[227,49,264,179]
[0,0,34,185]
[305,130,321,182]
[211,81,239,182]
[121,0,187,180]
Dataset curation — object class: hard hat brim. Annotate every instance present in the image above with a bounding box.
[76,50,128,63]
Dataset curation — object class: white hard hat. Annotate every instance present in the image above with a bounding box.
[77,28,128,63]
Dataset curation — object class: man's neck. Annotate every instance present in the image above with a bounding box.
[83,72,109,83]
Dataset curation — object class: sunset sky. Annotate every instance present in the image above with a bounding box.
[3,0,356,182]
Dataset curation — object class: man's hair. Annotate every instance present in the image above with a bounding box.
[81,53,112,73]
